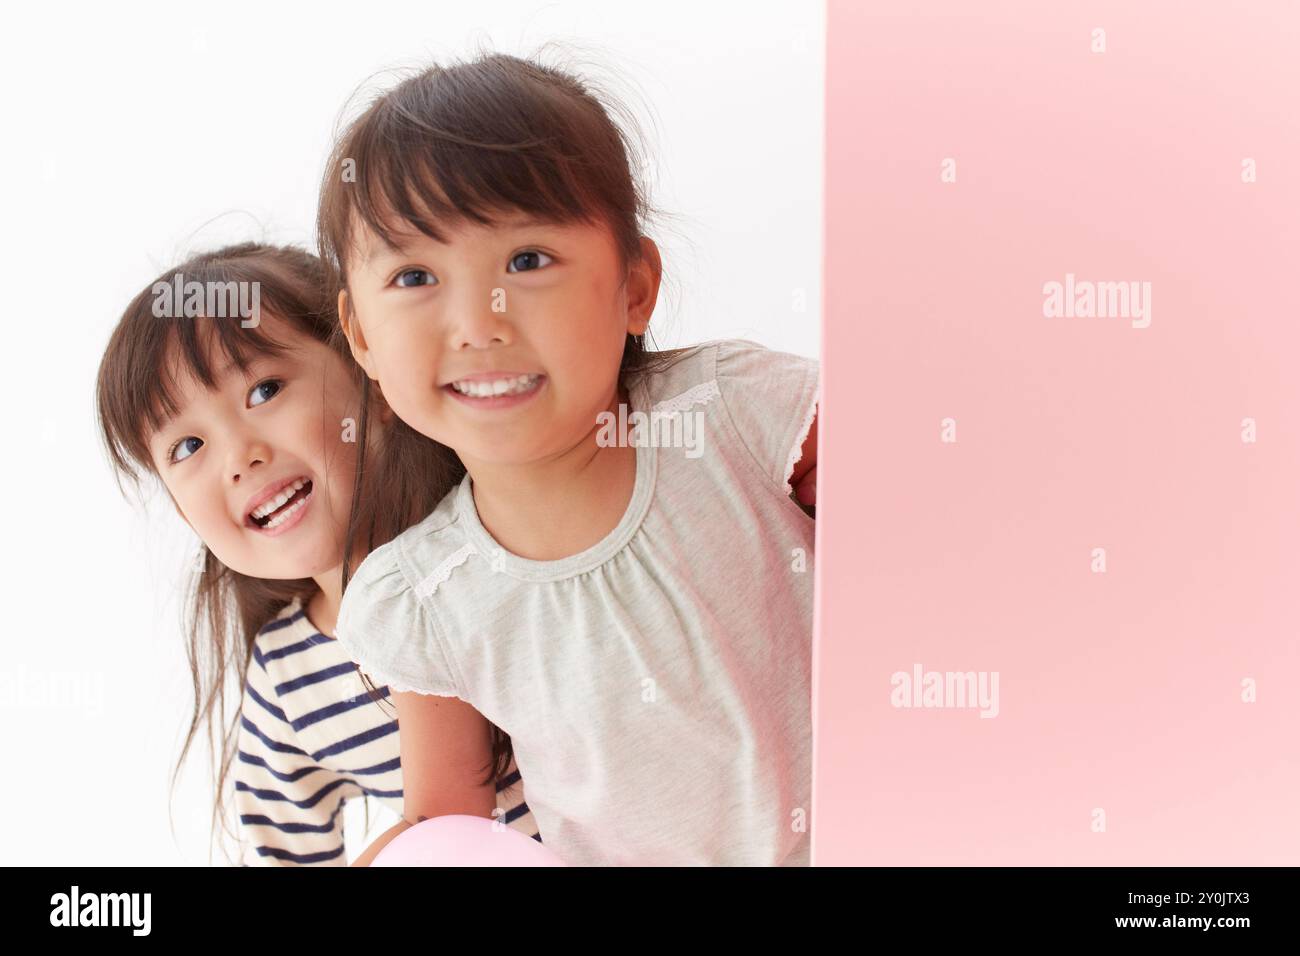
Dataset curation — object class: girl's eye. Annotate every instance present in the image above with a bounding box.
[507,250,554,273]
[163,379,280,465]
[169,436,203,464]
[393,268,436,288]
[249,379,283,407]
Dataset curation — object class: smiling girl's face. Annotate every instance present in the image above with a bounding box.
[147,311,364,580]
[339,210,658,470]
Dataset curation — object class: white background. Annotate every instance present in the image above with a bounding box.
[0,0,823,864]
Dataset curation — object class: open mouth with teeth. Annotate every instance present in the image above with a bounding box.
[446,373,544,398]
[248,478,314,530]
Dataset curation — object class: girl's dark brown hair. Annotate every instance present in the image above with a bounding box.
[316,48,692,778]
[94,241,465,863]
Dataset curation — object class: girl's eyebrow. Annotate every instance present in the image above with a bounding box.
[366,236,414,264]
[155,354,275,430]
[365,216,561,264]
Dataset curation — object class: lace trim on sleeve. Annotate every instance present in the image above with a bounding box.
[348,649,461,698]
[414,542,477,600]
[651,379,721,416]
[782,384,820,494]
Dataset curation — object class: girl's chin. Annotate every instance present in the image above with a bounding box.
[240,557,335,583]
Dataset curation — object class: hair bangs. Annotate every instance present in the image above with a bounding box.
[148,316,295,433]
[319,58,628,284]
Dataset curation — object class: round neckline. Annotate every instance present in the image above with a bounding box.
[289,593,336,641]
[453,375,658,582]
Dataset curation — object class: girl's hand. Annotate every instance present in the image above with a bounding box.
[793,465,817,506]
[790,406,818,507]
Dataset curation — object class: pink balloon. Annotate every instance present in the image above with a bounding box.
[372,815,567,867]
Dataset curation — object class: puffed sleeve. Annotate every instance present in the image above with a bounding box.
[334,542,462,698]
[714,338,821,495]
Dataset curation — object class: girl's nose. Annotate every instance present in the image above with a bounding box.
[228,439,271,483]
[450,287,513,349]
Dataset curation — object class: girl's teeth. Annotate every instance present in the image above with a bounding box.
[451,374,540,398]
[251,478,307,520]
[263,493,308,529]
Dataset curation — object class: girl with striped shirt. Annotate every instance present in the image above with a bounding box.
[95,242,539,864]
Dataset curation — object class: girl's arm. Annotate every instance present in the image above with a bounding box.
[352,691,498,866]
[789,407,819,507]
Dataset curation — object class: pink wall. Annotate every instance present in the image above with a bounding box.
[815,0,1300,864]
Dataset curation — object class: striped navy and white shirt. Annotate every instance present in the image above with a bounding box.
[236,594,540,865]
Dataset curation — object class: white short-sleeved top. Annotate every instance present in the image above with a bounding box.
[335,338,819,866]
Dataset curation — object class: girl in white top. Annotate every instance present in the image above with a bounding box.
[323,53,820,866]
[95,243,539,865]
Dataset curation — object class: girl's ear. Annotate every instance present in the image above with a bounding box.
[625,236,661,337]
[338,289,379,379]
